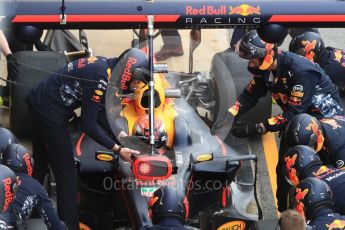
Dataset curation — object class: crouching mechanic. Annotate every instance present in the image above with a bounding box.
[289,177,345,230]
[289,31,345,88]
[0,164,19,230]
[283,145,345,215]
[285,113,345,168]
[211,30,343,212]
[2,143,67,229]
[139,187,188,230]
[26,48,149,230]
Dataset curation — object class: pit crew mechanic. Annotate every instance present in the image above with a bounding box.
[285,113,345,169]
[289,177,345,230]
[283,145,345,215]
[211,30,343,212]
[289,31,345,88]
[26,48,149,230]
[2,143,67,230]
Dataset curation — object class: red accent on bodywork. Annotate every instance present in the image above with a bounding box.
[269,15,345,22]
[75,133,86,157]
[215,135,227,156]
[12,15,180,23]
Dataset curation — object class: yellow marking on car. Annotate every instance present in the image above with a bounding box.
[196,154,212,162]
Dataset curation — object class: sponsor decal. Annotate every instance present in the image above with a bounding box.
[295,188,309,217]
[96,154,114,162]
[23,153,33,177]
[95,90,103,96]
[291,91,304,97]
[293,85,303,92]
[285,154,299,186]
[320,118,342,129]
[228,101,241,116]
[217,221,245,230]
[185,5,227,15]
[326,219,345,230]
[92,95,101,103]
[77,58,86,69]
[141,187,158,197]
[79,223,91,230]
[268,115,287,126]
[196,154,212,162]
[87,56,97,64]
[302,40,317,61]
[121,57,137,90]
[229,4,260,16]
[2,177,14,212]
[67,62,73,72]
[336,160,345,168]
[312,166,335,178]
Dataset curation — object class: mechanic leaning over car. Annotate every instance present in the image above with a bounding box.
[26,48,149,230]
[283,145,345,215]
[2,143,67,230]
[289,31,345,89]
[285,113,345,169]
[289,177,345,230]
[211,30,344,212]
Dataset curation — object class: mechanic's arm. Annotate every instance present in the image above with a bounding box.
[81,71,139,162]
[233,75,269,117]
[37,186,68,230]
[263,70,319,132]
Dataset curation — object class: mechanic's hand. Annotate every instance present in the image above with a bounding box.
[231,122,264,138]
[6,54,19,79]
[119,147,140,163]
[211,111,234,136]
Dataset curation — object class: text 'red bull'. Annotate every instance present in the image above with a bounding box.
[2,177,14,212]
[23,153,33,177]
[121,57,137,90]
[185,5,227,15]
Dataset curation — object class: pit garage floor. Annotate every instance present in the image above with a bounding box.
[1,28,344,227]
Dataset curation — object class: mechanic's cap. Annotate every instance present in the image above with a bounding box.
[114,48,149,95]
[288,177,333,220]
[148,186,189,225]
[0,128,18,153]
[0,165,19,214]
[283,145,322,186]
[289,31,325,62]
[236,30,277,70]
[285,114,324,152]
[2,144,34,177]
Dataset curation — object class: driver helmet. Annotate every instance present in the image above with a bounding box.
[148,187,189,225]
[133,115,167,150]
[283,145,322,186]
[0,165,19,213]
[114,48,149,95]
[285,114,325,152]
[2,144,34,177]
[289,32,325,62]
[0,128,18,153]
[288,177,333,220]
[236,30,278,70]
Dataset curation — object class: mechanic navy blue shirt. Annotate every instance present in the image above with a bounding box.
[305,165,345,215]
[318,116,345,168]
[316,47,345,88]
[308,208,345,230]
[7,173,67,230]
[229,51,343,132]
[27,56,117,149]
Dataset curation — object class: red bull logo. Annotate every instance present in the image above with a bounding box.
[285,154,299,186]
[301,40,317,61]
[229,4,261,16]
[326,219,345,230]
[2,177,14,212]
[23,153,33,177]
[228,101,241,116]
[334,49,343,63]
[121,57,137,90]
[87,56,97,64]
[313,166,335,178]
[185,5,227,15]
[268,114,287,126]
[295,188,309,217]
[320,118,342,130]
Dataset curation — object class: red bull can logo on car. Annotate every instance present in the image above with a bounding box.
[326,219,345,230]
[229,4,261,16]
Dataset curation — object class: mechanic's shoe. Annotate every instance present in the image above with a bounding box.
[155,45,184,61]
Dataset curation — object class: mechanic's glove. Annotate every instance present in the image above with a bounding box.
[211,111,234,136]
[118,147,140,163]
[6,53,19,79]
[231,122,264,138]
